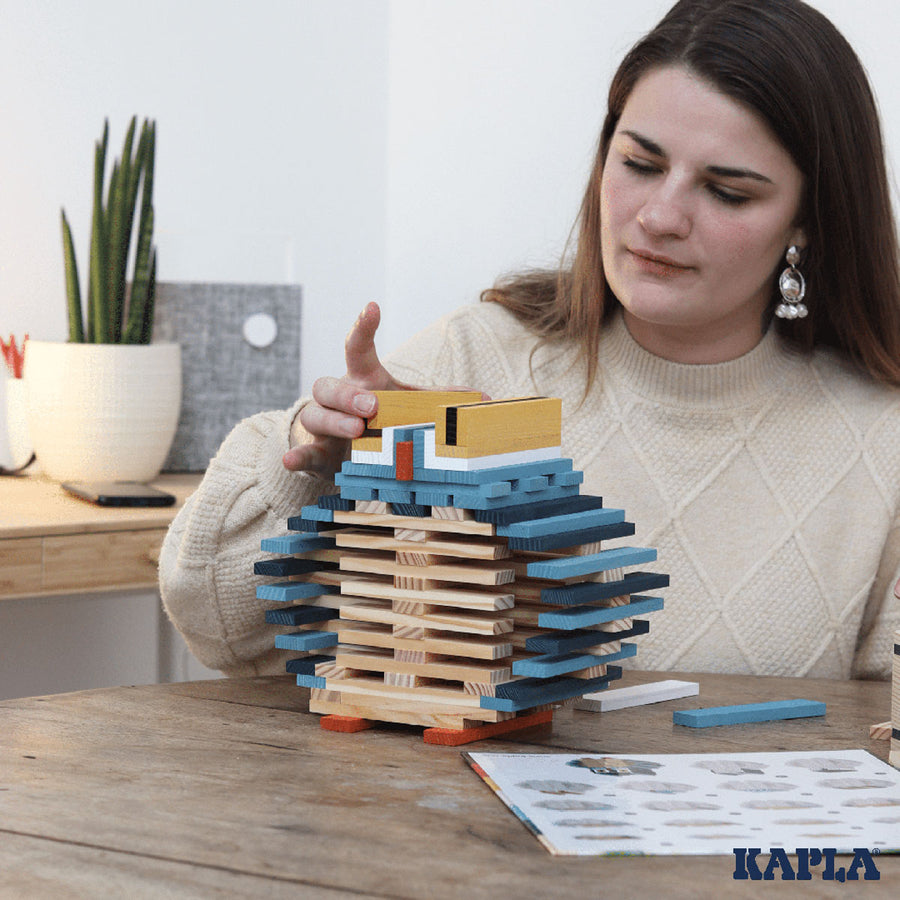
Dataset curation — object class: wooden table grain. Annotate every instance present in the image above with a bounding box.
[0,670,895,898]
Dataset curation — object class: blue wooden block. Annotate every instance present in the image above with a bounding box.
[414,455,573,486]
[548,470,584,487]
[526,546,657,580]
[378,487,414,504]
[480,666,623,711]
[539,595,664,629]
[512,642,637,677]
[390,425,423,443]
[316,494,354,511]
[506,520,636,552]
[514,475,550,493]
[265,606,339,626]
[473,494,605,525]
[274,631,338,651]
[257,581,340,603]
[673,699,826,728]
[285,654,335,674]
[525,619,650,653]
[478,480,513,499]
[413,490,453,507]
[298,504,335,522]
[464,483,579,510]
[341,461,395,479]
[498,506,625,538]
[541,571,669,606]
[339,486,378,502]
[296,673,327,689]
[260,533,335,554]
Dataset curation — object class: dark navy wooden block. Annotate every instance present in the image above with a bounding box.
[506,520,635,552]
[524,619,650,653]
[265,607,339,626]
[472,494,605,526]
[540,571,670,606]
[285,654,335,674]
[253,557,336,577]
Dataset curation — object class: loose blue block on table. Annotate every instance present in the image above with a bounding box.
[673,698,826,728]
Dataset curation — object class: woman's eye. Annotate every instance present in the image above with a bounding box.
[623,157,660,175]
[707,184,750,206]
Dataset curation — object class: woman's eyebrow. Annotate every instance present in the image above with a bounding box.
[620,129,773,184]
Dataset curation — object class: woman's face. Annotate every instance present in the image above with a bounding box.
[600,65,806,363]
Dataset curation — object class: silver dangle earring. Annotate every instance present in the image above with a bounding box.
[775,245,807,319]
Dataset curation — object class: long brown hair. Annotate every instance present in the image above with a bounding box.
[483,0,900,388]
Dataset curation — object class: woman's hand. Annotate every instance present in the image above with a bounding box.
[284,302,486,478]
[283,302,405,477]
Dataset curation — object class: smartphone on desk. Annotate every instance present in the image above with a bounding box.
[61,481,176,507]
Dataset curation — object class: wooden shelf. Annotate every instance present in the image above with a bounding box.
[0,472,201,599]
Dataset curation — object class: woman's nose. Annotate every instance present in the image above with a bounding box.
[636,185,691,238]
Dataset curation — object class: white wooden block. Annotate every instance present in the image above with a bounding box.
[574,679,699,712]
[424,427,562,471]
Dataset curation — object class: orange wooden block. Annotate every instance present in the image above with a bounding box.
[423,709,553,746]
[395,441,414,481]
[320,715,373,733]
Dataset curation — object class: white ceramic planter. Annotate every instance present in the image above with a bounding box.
[24,341,182,483]
[4,376,34,469]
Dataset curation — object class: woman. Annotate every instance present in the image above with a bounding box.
[161,0,900,681]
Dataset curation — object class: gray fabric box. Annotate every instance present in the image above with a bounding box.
[153,282,301,472]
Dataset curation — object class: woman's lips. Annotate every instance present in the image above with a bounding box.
[628,249,694,277]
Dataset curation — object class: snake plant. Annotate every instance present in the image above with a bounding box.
[61,117,156,343]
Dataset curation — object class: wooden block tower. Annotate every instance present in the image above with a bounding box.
[255,392,668,744]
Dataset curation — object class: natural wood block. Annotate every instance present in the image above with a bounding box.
[354,500,391,515]
[309,689,505,728]
[334,509,494,536]
[338,599,514,636]
[339,577,515,612]
[869,721,892,740]
[336,528,510,560]
[339,553,516,586]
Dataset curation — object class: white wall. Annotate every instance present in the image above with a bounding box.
[1,0,897,392]
[0,0,389,404]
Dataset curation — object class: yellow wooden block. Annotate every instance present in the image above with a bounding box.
[367,390,482,430]
[350,434,384,453]
[434,397,562,458]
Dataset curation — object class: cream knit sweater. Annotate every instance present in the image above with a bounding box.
[159,303,900,680]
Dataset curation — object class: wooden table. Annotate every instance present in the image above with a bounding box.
[0,472,200,598]
[0,670,895,898]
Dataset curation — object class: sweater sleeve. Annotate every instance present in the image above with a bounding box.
[851,512,900,679]
[158,398,336,676]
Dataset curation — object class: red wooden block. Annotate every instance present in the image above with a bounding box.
[423,709,553,746]
[320,715,373,733]
[395,441,414,481]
